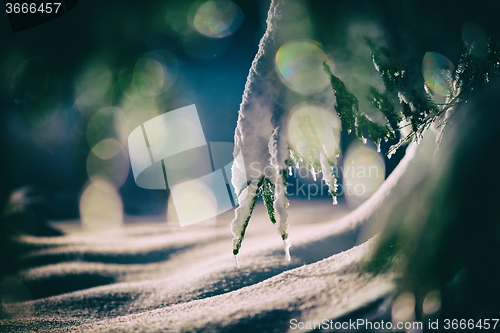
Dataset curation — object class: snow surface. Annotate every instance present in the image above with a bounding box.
[0,204,387,331]
[0,141,418,332]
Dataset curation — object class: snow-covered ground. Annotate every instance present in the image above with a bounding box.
[0,199,397,332]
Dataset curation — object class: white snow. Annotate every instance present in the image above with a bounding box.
[0,141,421,332]
[0,203,396,332]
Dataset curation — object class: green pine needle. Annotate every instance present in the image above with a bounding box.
[261,177,277,224]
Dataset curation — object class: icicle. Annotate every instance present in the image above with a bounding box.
[275,176,290,250]
[376,143,381,153]
[284,238,291,261]
[320,152,331,181]
[319,151,338,205]
[288,166,293,176]
[231,180,260,255]
[234,255,240,268]
[269,126,290,254]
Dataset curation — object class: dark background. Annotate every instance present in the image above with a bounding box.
[0,0,269,219]
[1,0,500,221]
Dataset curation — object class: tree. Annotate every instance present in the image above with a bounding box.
[231,0,500,320]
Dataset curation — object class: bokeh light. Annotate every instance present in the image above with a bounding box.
[86,106,128,175]
[167,178,218,226]
[74,61,113,112]
[79,178,123,232]
[288,103,341,167]
[143,112,206,163]
[422,52,455,97]
[122,51,179,99]
[119,95,162,138]
[276,41,331,95]
[342,140,385,206]
[87,106,127,149]
[193,0,243,38]
[86,148,130,189]
[132,56,164,97]
[422,290,441,315]
[91,138,123,160]
[392,292,416,324]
